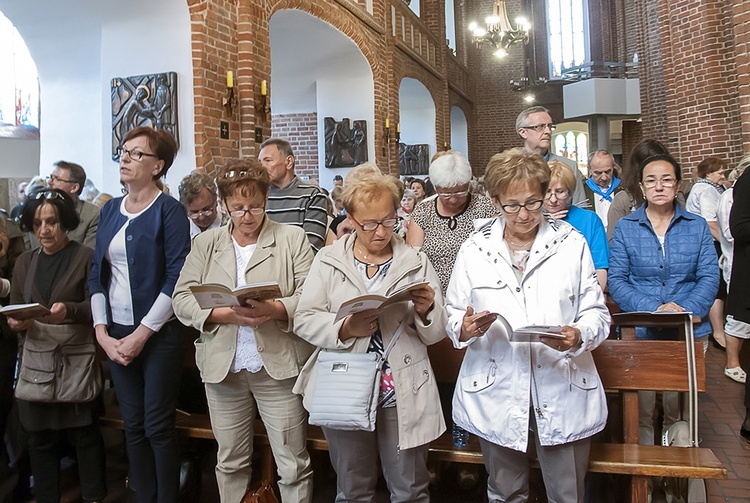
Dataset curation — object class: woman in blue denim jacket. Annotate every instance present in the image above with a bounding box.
[609,151,719,447]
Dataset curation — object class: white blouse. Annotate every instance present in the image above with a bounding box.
[230,238,264,373]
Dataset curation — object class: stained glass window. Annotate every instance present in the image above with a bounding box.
[0,11,39,131]
[547,0,588,78]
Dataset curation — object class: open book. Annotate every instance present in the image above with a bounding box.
[476,311,565,342]
[334,281,429,322]
[189,282,282,309]
[0,303,51,320]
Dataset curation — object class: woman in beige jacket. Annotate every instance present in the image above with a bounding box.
[172,160,314,503]
[293,167,446,503]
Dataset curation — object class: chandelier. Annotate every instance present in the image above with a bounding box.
[468,0,531,59]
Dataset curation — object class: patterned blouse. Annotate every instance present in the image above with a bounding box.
[411,193,497,292]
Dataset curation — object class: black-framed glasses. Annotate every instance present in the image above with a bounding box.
[228,207,264,218]
[349,214,398,232]
[498,199,544,214]
[117,146,158,161]
[642,177,677,189]
[31,190,65,201]
[47,174,74,184]
[520,123,556,132]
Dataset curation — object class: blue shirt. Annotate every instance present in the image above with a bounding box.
[565,205,609,270]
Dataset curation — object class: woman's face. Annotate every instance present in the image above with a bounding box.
[543,180,572,215]
[436,183,470,213]
[410,182,425,199]
[400,195,415,213]
[225,189,268,243]
[495,181,544,236]
[706,169,727,186]
[641,160,678,208]
[34,203,68,254]
[119,135,164,188]
[348,191,396,255]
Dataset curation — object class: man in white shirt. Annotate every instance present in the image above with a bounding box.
[178,172,224,239]
[583,150,623,230]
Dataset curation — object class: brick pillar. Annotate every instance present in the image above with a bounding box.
[732,0,750,156]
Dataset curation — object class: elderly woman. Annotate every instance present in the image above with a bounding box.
[407,151,497,292]
[544,161,609,291]
[90,127,190,503]
[609,151,718,446]
[8,188,106,503]
[396,188,416,238]
[178,171,224,239]
[686,157,729,351]
[172,160,314,502]
[294,166,446,502]
[446,149,610,503]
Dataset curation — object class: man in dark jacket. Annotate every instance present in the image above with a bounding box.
[727,166,750,442]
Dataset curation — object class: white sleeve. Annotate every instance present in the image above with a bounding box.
[91,292,108,327]
[140,292,175,332]
[699,190,720,222]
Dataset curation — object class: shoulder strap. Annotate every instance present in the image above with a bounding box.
[380,318,408,367]
[23,249,41,304]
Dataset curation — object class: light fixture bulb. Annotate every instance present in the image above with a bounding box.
[474,28,487,37]
[494,48,508,58]
[515,17,528,27]
[468,21,478,31]
[524,93,535,103]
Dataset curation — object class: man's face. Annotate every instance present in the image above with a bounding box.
[48,167,78,197]
[185,188,218,231]
[333,178,343,188]
[589,154,615,189]
[518,112,554,154]
[258,145,293,187]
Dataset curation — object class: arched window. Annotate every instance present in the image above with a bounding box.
[552,129,588,172]
[547,0,589,78]
[0,10,39,132]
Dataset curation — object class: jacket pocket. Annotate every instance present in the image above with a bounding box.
[194,340,206,373]
[569,367,599,390]
[460,359,497,393]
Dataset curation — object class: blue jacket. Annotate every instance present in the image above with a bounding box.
[608,203,719,338]
[89,193,191,327]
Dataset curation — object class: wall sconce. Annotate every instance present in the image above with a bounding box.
[396,122,401,143]
[384,118,390,143]
[223,70,236,114]
[256,79,271,119]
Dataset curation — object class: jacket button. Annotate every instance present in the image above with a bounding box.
[404,355,412,364]
[659,265,664,269]
[543,403,547,408]
[126,235,133,241]
[537,364,542,369]
[257,345,263,352]
[662,282,666,286]
[516,287,521,292]
[473,380,478,387]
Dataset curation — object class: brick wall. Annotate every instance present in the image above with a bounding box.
[732,0,750,156]
[270,113,319,179]
[620,119,642,176]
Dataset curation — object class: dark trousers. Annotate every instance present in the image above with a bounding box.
[27,423,107,503]
[108,320,183,503]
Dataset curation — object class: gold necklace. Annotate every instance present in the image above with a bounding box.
[354,242,391,267]
[504,235,534,249]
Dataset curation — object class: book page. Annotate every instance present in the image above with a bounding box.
[0,303,51,320]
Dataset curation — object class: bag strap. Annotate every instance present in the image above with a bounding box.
[23,249,42,304]
[379,318,408,368]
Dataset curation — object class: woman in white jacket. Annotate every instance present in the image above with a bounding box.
[445,149,611,503]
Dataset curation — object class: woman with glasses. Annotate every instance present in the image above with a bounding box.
[89,126,191,503]
[178,172,224,239]
[445,149,610,503]
[293,165,446,503]
[8,188,106,503]
[172,159,315,503]
[543,161,609,292]
[609,152,718,449]
[407,151,496,293]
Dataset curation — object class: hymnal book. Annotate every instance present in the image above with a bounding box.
[334,281,430,322]
[189,282,282,309]
[475,311,565,342]
[0,303,51,320]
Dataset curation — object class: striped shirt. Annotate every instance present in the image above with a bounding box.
[266,177,328,253]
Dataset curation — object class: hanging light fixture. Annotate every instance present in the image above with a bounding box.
[468,0,531,59]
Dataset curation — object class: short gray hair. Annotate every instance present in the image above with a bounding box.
[428,151,473,188]
[515,106,551,135]
[587,149,615,166]
[178,172,218,206]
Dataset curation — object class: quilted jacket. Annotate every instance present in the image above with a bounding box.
[608,203,719,338]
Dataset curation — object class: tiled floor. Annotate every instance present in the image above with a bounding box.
[700,341,750,503]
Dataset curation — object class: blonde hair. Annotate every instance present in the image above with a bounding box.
[341,165,404,214]
[548,161,576,194]
[484,148,550,199]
